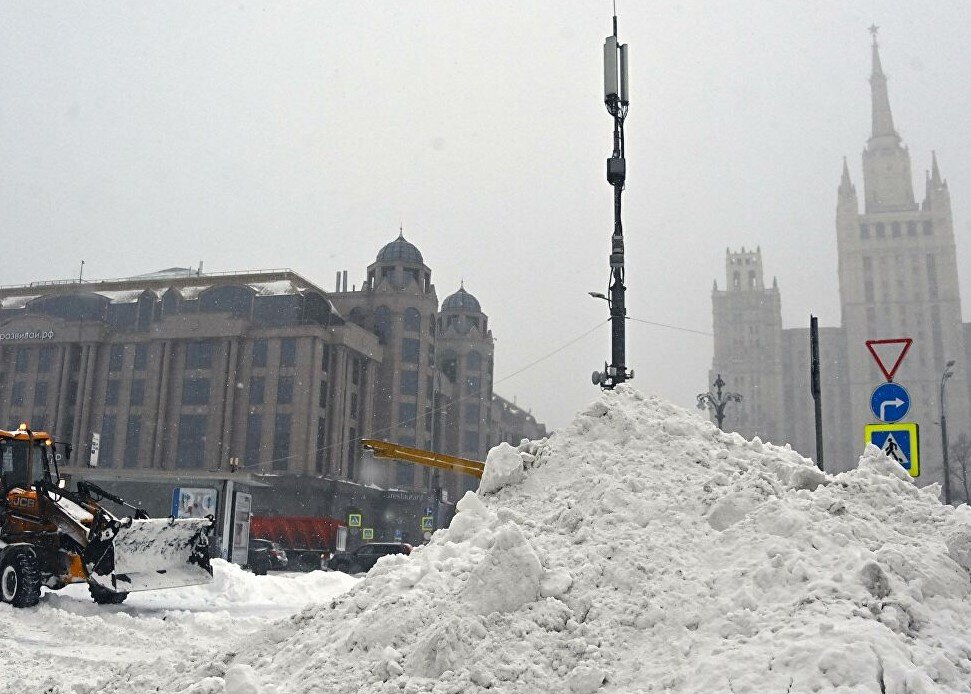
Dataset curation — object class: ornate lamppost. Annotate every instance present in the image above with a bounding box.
[697,374,743,430]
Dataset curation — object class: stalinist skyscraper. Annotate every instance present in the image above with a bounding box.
[710,28,971,492]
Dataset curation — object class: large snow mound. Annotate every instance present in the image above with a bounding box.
[101,387,971,693]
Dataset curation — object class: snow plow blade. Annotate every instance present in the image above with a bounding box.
[85,516,214,593]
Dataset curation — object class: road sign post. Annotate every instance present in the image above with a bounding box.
[870,382,911,423]
[866,338,913,382]
[865,422,920,477]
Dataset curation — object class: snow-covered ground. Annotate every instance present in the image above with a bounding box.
[0,561,358,693]
[8,386,971,692]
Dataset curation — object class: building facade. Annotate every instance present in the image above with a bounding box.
[710,34,971,493]
[0,236,546,515]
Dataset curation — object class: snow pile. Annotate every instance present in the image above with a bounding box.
[102,387,971,693]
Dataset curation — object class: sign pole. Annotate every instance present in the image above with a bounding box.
[809,316,824,471]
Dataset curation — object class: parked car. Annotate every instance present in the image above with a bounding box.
[325,543,412,573]
[247,538,288,575]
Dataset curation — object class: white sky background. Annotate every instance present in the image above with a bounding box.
[1,2,970,430]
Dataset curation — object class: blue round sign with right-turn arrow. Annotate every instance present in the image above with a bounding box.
[870,382,910,423]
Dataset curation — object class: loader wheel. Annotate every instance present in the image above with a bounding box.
[1,551,42,608]
[89,582,128,605]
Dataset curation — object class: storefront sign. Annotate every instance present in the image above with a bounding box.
[0,330,54,341]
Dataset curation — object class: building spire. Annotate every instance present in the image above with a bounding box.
[930,150,942,186]
[868,24,897,141]
[839,157,853,190]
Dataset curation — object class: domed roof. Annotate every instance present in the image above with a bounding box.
[376,233,423,264]
[442,285,481,314]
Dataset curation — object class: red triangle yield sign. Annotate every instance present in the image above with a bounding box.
[866,338,913,382]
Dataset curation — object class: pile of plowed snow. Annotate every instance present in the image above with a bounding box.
[100,387,971,693]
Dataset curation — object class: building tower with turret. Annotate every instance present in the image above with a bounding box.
[835,28,969,481]
[331,232,440,488]
[436,284,494,473]
[710,247,785,442]
[711,29,970,489]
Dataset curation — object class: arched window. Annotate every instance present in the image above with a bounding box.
[198,285,254,319]
[27,293,109,322]
[466,350,482,372]
[404,308,421,332]
[748,271,756,289]
[162,289,183,317]
[348,307,367,328]
[374,306,392,344]
[732,271,740,290]
[137,290,157,330]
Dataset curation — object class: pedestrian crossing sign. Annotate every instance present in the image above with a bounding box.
[864,422,919,477]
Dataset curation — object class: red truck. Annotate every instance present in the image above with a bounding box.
[248,516,345,571]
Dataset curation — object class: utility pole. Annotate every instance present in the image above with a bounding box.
[941,360,956,505]
[592,10,632,390]
[697,374,743,431]
[809,315,824,471]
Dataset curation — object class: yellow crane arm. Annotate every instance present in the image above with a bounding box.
[361,439,485,479]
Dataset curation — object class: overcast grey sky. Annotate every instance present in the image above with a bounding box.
[2,2,970,430]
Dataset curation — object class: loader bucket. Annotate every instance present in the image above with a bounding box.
[85,516,214,593]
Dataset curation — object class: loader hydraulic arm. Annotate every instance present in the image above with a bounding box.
[361,439,484,479]
[77,481,149,519]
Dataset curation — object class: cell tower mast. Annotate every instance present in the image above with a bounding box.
[592,8,631,389]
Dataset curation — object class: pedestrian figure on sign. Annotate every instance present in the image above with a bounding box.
[884,438,904,464]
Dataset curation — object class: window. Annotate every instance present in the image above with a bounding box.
[272,414,291,470]
[891,221,901,237]
[321,345,331,373]
[106,345,123,372]
[350,392,358,419]
[427,343,435,367]
[462,430,479,456]
[347,427,357,478]
[249,376,265,405]
[38,347,55,373]
[100,415,117,467]
[923,220,934,235]
[130,379,145,407]
[466,351,482,372]
[34,382,48,407]
[426,376,434,400]
[252,339,268,368]
[395,461,412,487]
[404,308,421,332]
[425,407,433,433]
[315,418,327,473]
[351,358,360,386]
[134,344,148,370]
[319,380,328,409]
[374,306,392,344]
[124,416,141,468]
[11,382,25,406]
[859,224,870,239]
[280,338,297,367]
[907,221,917,236]
[176,415,207,468]
[185,341,213,369]
[14,348,29,371]
[400,370,419,396]
[466,376,480,394]
[245,413,262,468]
[401,338,420,363]
[398,402,417,428]
[182,377,210,405]
[276,376,294,404]
[875,222,885,238]
[927,254,939,299]
[105,380,120,406]
[464,403,480,425]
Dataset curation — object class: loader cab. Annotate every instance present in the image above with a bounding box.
[0,429,57,496]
